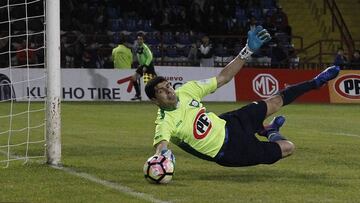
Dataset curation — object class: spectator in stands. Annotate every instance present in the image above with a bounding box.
[205,3,220,34]
[16,39,38,66]
[173,8,188,31]
[333,47,347,69]
[0,31,10,68]
[193,0,206,12]
[271,5,292,37]
[270,41,288,68]
[131,33,157,101]
[55,0,295,68]
[112,34,133,69]
[198,35,214,67]
[245,16,258,31]
[103,57,113,69]
[81,49,92,68]
[93,4,108,31]
[262,15,277,36]
[72,31,87,68]
[61,34,74,68]
[94,48,106,69]
[188,42,200,66]
[349,50,360,70]
[159,8,172,30]
[247,0,262,9]
[189,3,205,32]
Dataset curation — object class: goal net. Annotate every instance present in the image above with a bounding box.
[0,0,61,167]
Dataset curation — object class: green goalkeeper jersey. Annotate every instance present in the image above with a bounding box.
[136,43,153,66]
[153,77,226,159]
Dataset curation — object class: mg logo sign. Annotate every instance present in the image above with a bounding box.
[252,74,279,98]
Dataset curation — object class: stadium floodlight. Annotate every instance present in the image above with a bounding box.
[0,0,61,167]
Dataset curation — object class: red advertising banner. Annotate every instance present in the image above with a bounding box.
[328,70,360,103]
[234,68,330,103]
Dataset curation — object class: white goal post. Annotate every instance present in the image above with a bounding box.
[0,0,61,166]
[45,0,61,165]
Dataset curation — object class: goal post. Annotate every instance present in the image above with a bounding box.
[45,0,61,165]
[0,0,61,167]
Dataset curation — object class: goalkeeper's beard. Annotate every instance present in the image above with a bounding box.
[167,92,177,103]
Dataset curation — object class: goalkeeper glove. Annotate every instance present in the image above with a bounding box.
[239,26,271,60]
[161,149,176,166]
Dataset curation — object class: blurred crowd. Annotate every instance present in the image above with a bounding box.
[1,0,358,69]
[0,0,44,68]
[58,0,296,68]
[0,0,296,69]
[333,48,360,70]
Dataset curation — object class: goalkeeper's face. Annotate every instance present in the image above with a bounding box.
[153,81,177,109]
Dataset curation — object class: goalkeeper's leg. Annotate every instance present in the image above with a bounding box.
[264,65,340,117]
[258,66,340,158]
[131,73,142,100]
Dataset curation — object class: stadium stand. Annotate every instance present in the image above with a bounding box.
[1,0,358,69]
[57,0,299,68]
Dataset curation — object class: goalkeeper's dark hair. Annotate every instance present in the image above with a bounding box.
[145,76,167,99]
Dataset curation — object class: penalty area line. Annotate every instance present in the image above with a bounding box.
[51,165,171,203]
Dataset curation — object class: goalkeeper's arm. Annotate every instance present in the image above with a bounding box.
[216,26,271,89]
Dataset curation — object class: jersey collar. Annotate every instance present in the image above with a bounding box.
[160,97,180,111]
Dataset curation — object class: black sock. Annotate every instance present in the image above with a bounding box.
[133,81,141,96]
[279,80,317,106]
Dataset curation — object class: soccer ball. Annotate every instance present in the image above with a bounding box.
[143,155,174,184]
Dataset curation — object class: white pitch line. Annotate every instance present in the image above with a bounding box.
[51,165,171,203]
[333,132,360,138]
[287,126,360,139]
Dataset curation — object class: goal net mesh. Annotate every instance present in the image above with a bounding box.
[0,0,46,167]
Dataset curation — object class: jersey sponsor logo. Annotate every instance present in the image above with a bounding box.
[334,74,360,99]
[252,74,279,98]
[193,108,212,139]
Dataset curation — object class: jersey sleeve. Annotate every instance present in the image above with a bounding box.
[153,117,174,147]
[180,77,217,100]
[143,44,153,66]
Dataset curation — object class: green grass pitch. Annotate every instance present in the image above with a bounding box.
[0,102,360,202]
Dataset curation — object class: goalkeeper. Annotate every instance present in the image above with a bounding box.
[145,26,340,167]
[131,33,157,101]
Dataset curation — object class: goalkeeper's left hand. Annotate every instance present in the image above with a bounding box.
[239,26,271,60]
[161,149,176,166]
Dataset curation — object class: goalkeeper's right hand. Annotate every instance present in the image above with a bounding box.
[247,25,271,52]
[239,26,271,60]
[161,149,176,166]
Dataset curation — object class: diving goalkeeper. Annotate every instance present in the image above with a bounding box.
[145,26,340,167]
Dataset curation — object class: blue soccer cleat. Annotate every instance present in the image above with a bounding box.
[313,65,340,88]
[258,115,286,137]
